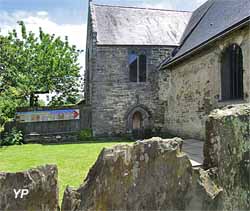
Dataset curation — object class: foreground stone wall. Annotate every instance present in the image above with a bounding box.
[61,137,221,211]
[160,25,250,140]
[0,165,59,211]
[204,104,250,210]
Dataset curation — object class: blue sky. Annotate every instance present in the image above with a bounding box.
[0,0,206,71]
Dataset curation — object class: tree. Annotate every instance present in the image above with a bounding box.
[0,22,82,130]
[0,21,81,107]
[0,83,30,131]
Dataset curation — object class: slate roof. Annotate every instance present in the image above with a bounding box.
[90,3,192,46]
[162,0,250,68]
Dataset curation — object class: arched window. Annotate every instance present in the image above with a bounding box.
[129,53,147,82]
[221,44,244,101]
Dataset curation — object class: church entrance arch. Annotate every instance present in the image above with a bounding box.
[125,105,151,138]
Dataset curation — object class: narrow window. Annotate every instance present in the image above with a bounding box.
[221,44,243,101]
[139,55,147,82]
[129,53,138,82]
[129,53,147,82]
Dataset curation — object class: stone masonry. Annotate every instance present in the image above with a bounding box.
[204,104,250,210]
[61,137,221,211]
[159,25,250,140]
[89,45,172,136]
[84,2,190,137]
[0,165,59,211]
[84,5,173,136]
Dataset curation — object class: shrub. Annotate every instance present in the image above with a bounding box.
[79,128,93,141]
[0,127,24,146]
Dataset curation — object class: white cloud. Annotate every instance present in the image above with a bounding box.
[194,0,207,7]
[138,0,207,11]
[140,1,174,10]
[0,11,86,74]
[195,0,207,4]
[36,11,49,17]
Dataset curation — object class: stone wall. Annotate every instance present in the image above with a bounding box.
[204,104,250,210]
[159,25,250,140]
[84,2,178,137]
[87,44,172,137]
[61,137,221,211]
[0,165,58,211]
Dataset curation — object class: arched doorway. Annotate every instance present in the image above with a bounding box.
[125,105,152,139]
[132,111,143,130]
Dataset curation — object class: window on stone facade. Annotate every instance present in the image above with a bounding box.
[129,53,138,82]
[129,53,147,82]
[221,44,243,101]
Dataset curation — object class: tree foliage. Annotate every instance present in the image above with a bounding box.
[0,21,82,130]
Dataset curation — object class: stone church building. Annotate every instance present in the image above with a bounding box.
[85,0,250,140]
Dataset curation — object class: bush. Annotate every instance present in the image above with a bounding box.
[79,128,93,141]
[0,128,24,146]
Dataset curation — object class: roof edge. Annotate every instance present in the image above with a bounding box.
[92,3,192,13]
[161,17,250,69]
[96,44,179,47]
[89,1,98,34]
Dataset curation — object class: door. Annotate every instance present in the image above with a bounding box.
[132,111,142,130]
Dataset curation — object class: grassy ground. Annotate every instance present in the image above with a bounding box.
[0,141,132,202]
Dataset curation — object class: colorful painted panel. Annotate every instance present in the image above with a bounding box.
[16,109,80,123]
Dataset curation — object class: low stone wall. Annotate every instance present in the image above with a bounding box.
[0,165,59,211]
[61,137,221,211]
[204,104,250,210]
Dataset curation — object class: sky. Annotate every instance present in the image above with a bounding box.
[0,0,207,74]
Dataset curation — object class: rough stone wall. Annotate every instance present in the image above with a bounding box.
[89,45,172,136]
[159,25,250,140]
[204,104,250,210]
[0,165,59,211]
[61,137,221,211]
[84,3,97,106]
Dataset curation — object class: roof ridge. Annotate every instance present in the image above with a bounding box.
[92,3,192,13]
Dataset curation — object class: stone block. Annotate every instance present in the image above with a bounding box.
[204,104,250,210]
[62,137,221,210]
[0,165,59,211]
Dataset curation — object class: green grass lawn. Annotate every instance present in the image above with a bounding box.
[0,141,131,202]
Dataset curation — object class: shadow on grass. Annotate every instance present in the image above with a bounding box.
[39,139,135,146]
[39,134,175,146]
[0,139,134,147]
[0,133,174,147]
